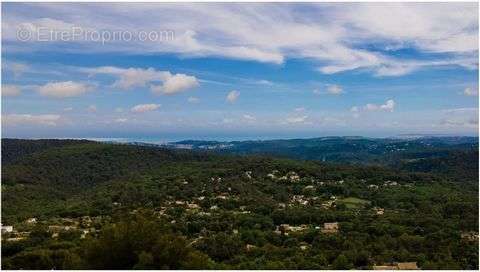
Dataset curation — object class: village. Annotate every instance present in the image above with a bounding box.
[1,169,477,270]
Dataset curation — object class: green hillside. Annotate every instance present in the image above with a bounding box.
[1,139,478,269]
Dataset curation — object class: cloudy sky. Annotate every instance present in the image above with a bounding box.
[2,3,479,140]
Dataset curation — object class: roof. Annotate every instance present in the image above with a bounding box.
[373,265,397,270]
[397,262,419,270]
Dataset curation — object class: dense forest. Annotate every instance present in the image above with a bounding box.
[1,138,478,269]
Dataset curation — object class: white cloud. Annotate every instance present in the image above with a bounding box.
[188,96,200,103]
[115,107,124,113]
[115,118,128,123]
[226,90,240,103]
[243,114,256,121]
[326,85,343,95]
[256,80,274,86]
[37,81,92,98]
[3,114,61,126]
[286,115,308,124]
[313,89,322,95]
[363,99,396,112]
[463,87,478,96]
[63,107,73,111]
[3,3,476,77]
[440,118,478,128]
[444,107,478,113]
[2,85,21,96]
[350,106,359,112]
[151,73,199,95]
[131,103,160,113]
[83,66,199,94]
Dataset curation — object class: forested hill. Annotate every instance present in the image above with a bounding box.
[167,136,479,182]
[2,138,93,165]
[1,139,478,269]
[170,136,478,164]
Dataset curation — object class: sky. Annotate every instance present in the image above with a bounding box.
[1,2,479,141]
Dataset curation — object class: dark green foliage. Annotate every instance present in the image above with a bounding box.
[1,139,478,269]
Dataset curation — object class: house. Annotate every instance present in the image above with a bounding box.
[48,225,76,232]
[26,218,37,224]
[321,222,339,234]
[299,242,310,250]
[80,229,90,239]
[287,171,301,182]
[290,224,308,232]
[291,195,309,205]
[6,237,26,242]
[384,180,399,186]
[397,262,419,270]
[322,200,336,209]
[373,265,397,270]
[245,171,252,179]
[187,203,200,209]
[279,224,291,232]
[373,262,419,270]
[373,207,385,215]
[461,231,479,242]
[304,185,315,190]
[1,226,13,233]
[246,244,256,251]
[277,224,308,233]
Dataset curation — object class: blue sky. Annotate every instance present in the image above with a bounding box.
[2,3,478,140]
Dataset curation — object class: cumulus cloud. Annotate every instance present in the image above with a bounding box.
[463,87,478,96]
[3,114,61,126]
[83,66,199,94]
[131,103,160,113]
[364,99,396,112]
[326,85,343,95]
[115,118,128,123]
[151,73,199,95]
[226,90,240,103]
[37,81,92,98]
[2,85,21,96]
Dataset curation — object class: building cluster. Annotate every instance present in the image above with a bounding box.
[274,222,339,236]
[1,216,108,243]
[267,170,301,182]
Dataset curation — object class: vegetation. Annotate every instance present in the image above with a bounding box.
[1,138,478,269]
